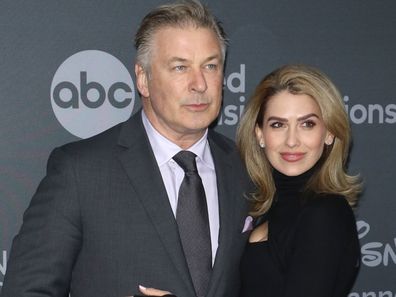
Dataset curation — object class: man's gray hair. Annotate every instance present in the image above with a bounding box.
[134,0,227,72]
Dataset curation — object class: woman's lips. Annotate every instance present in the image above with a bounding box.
[280,152,305,162]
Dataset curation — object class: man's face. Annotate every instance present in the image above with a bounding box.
[135,26,224,146]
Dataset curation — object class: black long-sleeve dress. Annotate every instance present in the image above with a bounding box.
[239,169,360,297]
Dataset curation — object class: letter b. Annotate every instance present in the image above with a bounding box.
[80,71,106,108]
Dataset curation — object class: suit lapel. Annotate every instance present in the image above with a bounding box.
[206,133,237,297]
[116,112,195,295]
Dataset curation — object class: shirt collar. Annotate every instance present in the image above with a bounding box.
[141,110,214,169]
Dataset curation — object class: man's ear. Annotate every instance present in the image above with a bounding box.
[135,64,149,98]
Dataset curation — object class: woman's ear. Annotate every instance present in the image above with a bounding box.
[255,125,265,148]
[135,64,150,98]
[325,132,335,145]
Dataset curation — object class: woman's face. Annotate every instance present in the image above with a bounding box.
[255,90,334,176]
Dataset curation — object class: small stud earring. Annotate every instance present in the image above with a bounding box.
[325,138,334,145]
[259,141,265,148]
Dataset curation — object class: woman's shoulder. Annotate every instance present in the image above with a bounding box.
[304,193,351,211]
[299,193,356,230]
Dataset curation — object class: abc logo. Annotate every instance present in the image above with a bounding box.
[50,50,135,139]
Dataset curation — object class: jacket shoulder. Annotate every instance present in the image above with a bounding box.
[63,122,122,151]
[208,129,237,153]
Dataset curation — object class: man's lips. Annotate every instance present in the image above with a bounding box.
[280,152,305,162]
[184,103,209,111]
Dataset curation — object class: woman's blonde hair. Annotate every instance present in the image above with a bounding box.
[236,64,361,217]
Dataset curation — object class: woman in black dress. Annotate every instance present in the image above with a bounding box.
[237,64,362,297]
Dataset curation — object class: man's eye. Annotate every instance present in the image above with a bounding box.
[206,64,218,70]
[174,65,187,71]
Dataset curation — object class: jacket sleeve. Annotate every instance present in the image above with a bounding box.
[1,147,82,297]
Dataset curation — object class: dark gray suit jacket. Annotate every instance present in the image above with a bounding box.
[1,111,250,297]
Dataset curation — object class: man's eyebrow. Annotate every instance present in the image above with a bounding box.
[168,57,189,64]
[167,54,222,64]
[203,54,222,63]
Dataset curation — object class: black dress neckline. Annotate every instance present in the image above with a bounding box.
[272,166,316,201]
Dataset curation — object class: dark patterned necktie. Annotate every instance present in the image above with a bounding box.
[173,150,212,297]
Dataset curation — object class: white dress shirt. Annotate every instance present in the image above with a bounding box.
[141,111,219,264]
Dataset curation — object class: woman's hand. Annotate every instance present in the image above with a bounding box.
[136,284,174,296]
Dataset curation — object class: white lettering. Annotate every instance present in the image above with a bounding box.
[385,104,396,123]
[350,104,368,124]
[383,239,396,266]
[361,241,383,267]
[224,64,245,93]
[349,291,395,297]
[368,104,384,124]
[379,292,394,297]
[357,220,370,239]
[357,220,396,267]
[343,95,396,125]
[217,96,245,126]
[222,105,239,125]
[0,250,7,287]
[0,250,6,275]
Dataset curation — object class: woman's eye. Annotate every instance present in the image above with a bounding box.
[302,120,316,128]
[270,122,283,128]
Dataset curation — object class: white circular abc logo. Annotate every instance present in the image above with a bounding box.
[50,50,135,139]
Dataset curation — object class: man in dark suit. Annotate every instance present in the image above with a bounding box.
[1,1,250,297]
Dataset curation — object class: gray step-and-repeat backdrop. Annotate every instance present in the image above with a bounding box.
[1,1,395,295]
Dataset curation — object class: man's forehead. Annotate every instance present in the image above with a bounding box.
[152,25,218,42]
[148,30,221,67]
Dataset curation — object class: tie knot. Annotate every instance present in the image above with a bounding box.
[173,151,198,173]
